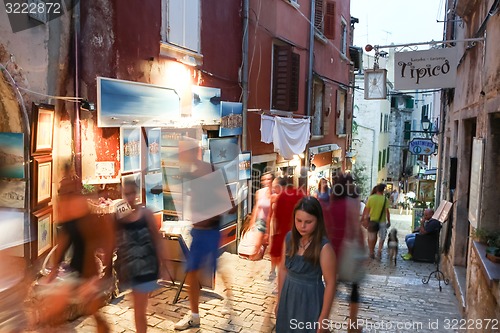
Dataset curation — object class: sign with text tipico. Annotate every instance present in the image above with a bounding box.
[394,48,458,90]
[409,138,437,155]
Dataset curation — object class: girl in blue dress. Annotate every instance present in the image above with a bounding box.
[276,196,336,333]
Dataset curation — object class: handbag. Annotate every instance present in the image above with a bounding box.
[338,239,367,283]
[238,227,265,261]
[366,197,387,232]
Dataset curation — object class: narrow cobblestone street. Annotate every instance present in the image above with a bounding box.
[28,211,462,332]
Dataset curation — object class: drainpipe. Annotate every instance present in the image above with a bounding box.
[74,1,82,178]
[357,123,376,192]
[304,0,315,176]
[306,0,315,118]
[242,0,249,151]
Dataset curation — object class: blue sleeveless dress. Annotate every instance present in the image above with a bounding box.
[276,232,330,333]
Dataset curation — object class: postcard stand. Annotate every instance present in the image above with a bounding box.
[160,232,191,303]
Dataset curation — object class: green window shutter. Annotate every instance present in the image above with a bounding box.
[406,98,414,109]
[378,151,382,171]
[404,121,411,140]
[382,149,386,168]
[387,148,390,163]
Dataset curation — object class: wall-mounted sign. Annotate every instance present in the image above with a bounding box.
[409,138,437,155]
[394,47,458,90]
[95,162,115,177]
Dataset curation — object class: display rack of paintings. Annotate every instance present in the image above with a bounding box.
[31,103,55,156]
[34,206,53,257]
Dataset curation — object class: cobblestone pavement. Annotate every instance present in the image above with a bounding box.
[26,211,462,332]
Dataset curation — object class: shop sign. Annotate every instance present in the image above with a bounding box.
[409,138,437,155]
[309,144,341,155]
[394,47,458,90]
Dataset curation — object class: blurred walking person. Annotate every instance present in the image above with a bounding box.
[326,173,366,333]
[116,180,167,333]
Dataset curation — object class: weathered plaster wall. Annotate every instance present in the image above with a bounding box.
[466,248,500,331]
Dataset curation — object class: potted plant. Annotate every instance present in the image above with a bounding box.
[485,233,500,263]
[473,228,500,263]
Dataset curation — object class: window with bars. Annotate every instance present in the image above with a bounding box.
[272,44,300,111]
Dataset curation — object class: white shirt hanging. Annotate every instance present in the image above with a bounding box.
[272,116,310,160]
[260,114,275,143]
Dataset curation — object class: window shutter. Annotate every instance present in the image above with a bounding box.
[272,45,299,111]
[272,45,292,110]
[314,0,324,31]
[406,98,414,109]
[404,121,411,140]
[324,2,335,39]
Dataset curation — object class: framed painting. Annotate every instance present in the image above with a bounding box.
[0,132,25,178]
[121,173,142,204]
[34,206,53,256]
[163,192,183,217]
[192,86,221,123]
[31,103,55,155]
[120,127,142,173]
[213,159,238,183]
[238,151,251,180]
[0,179,26,209]
[0,210,26,250]
[208,137,239,164]
[33,155,52,207]
[146,128,161,171]
[97,77,180,127]
[219,101,243,137]
[145,172,163,212]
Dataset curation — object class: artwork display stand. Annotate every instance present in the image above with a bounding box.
[421,220,449,292]
[422,200,453,291]
[160,232,191,303]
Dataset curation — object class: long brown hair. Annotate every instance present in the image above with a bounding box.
[288,196,327,265]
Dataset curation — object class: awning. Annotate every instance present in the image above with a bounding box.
[309,144,341,155]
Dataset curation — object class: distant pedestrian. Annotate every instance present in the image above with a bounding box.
[313,177,331,204]
[361,183,391,259]
[276,197,336,333]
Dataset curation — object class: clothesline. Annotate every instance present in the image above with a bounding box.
[248,108,313,119]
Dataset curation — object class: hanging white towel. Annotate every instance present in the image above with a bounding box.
[260,114,275,143]
[272,116,310,160]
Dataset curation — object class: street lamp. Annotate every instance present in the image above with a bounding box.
[421,118,431,132]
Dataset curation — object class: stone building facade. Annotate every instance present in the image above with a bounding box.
[439,0,500,323]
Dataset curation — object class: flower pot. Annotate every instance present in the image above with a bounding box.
[486,253,500,264]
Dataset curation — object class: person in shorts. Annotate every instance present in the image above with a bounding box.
[362,183,391,259]
[174,141,236,331]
